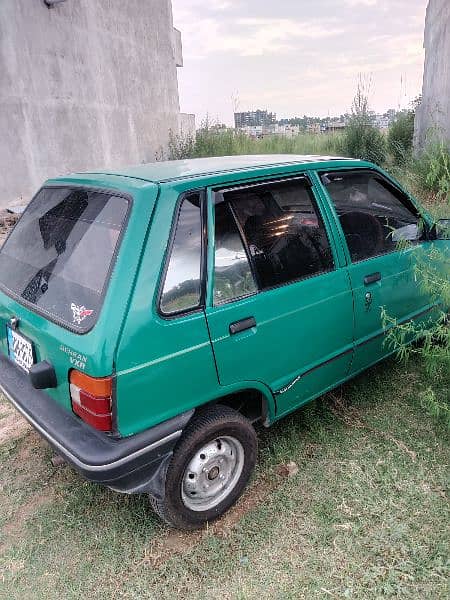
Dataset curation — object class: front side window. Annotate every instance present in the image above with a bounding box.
[0,186,128,331]
[321,170,423,262]
[160,194,203,315]
[216,178,334,290]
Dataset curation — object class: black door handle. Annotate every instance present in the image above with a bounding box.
[364,272,381,285]
[229,316,256,335]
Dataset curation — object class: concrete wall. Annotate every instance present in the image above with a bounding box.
[178,113,196,139]
[173,27,183,67]
[0,0,183,207]
[414,0,450,149]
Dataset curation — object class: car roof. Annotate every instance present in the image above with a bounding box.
[78,154,360,184]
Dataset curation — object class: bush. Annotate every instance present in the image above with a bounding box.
[167,117,344,161]
[193,126,252,157]
[339,80,386,165]
[340,120,386,164]
[167,129,195,160]
[387,111,415,164]
[382,244,450,428]
[413,141,450,201]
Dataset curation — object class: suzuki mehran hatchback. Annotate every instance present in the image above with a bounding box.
[0,155,448,529]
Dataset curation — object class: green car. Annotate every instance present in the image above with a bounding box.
[0,155,448,529]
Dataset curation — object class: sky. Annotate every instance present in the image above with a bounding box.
[171,0,428,125]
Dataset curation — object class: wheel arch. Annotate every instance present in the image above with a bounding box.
[193,382,276,427]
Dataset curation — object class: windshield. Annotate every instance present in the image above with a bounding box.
[0,186,129,332]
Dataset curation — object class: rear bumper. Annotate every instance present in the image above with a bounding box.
[0,353,193,496]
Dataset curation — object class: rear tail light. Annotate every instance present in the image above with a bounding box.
[70,370,113,432]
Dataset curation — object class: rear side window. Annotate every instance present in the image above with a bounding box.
[0,187,128,331]
[160,194,203,315]
[214,202,257,305]
[215,178,334,291]
[321,170,423,262]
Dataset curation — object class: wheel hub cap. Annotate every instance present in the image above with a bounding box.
[181,436,245,512]
[208,466,219,480]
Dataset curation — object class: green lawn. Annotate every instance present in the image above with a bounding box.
[0,356,448,599]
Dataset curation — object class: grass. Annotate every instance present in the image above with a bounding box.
[1,356,449,599]
[168,128,344,160]
[390,163,449,220]
[169,127,449,226]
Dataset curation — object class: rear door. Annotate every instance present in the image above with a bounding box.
[319,168,433,374]
[204,174,354,419]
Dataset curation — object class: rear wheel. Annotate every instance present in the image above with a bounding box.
[149,405,257,530]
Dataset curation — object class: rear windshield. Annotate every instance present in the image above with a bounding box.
[0,187,129,332]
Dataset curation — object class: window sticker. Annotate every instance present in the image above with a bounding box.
[71,303,94,325]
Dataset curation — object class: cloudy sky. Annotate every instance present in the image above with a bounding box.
[171,0,428,125]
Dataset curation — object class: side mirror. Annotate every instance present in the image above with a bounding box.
[434,219,450,240]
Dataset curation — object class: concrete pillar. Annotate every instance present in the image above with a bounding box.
[414,0,450,150]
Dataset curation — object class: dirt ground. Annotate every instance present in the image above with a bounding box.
[0,400,31,445]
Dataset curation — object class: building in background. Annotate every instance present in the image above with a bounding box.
[178,113,196,139]
[414,0,450,149]
[234,110,277,129]
[323,121,347,133]
[235,111,397,137]
[0,0,192,208]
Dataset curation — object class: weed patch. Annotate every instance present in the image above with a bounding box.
[0,358,448,599]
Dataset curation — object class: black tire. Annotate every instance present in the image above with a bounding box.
[149,405,257,530]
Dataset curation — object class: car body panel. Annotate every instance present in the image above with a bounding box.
[83,154,355,184]
[204,174,355,419]
[0,155,447,451]
[0,174,159,414]
[313,164,441,373]
[342,246,437,373]
[113,181,219,437]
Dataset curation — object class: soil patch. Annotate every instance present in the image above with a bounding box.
[0,490,55,554]
[135,463,297,569]
[0,402,31,446]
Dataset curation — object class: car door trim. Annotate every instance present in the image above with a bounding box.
[274,303,440,396]
[274,347,353,395]
[353,303,440,350]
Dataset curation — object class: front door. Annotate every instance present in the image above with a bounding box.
[319,168,433,374]
[205,174,354,419]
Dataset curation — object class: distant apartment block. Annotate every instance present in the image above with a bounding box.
[234,110,277,129]
[306,123,322,134]
[323,121,347,133]
[239,124,301,139]
[236,110,398,138]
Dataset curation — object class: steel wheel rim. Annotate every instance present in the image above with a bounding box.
[181,436,245,512]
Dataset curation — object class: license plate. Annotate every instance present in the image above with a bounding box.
[6,325,35,372]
